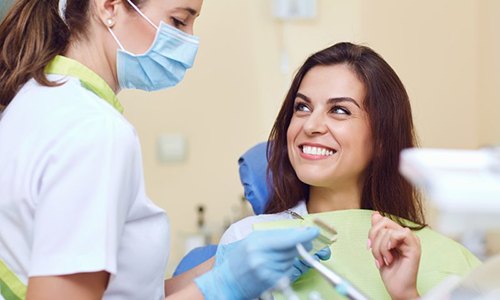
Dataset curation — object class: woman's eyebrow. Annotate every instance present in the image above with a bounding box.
[296,92,311,103]
[296,92,360,108]
[327,97,360,108]
[179,7,200,17]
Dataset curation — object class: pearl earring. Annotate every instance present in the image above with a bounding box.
[106,19,114,27]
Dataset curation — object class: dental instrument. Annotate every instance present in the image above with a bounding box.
[296,243,370,300]
[287,211,338,253]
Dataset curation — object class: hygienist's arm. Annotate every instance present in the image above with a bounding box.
[26,271,109,300]
[164,257,214,296]
[164,282,205,299]
[27,271,207,300]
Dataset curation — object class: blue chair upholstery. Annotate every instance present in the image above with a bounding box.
[238,141,270,215]
[173,244,218,276]
[173,142,270,276]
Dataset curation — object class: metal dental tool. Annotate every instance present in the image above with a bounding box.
[296,243,370,300]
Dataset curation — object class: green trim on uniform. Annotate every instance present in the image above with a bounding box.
[45,55,124,113]
[0,259,26,300]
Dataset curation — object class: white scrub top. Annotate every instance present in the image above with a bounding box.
[0,56,169,300]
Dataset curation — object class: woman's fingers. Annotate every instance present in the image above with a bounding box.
[390,227,421,258]
[370,226,384,268]
[371,211,384,225]
[369,213,402,237]
[371,226,420,268]
[368,212,402,249]
[379,229,394,266]
[368,212,421,268]
[371,227,396,268]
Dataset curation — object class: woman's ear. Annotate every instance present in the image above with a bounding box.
[93,0,123,28]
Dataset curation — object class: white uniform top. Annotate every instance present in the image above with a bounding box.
[0,56,169,300]
[219,201,308,245]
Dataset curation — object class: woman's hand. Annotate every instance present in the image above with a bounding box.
[368,211,421,300]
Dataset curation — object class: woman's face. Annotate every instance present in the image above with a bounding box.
[287,64,373,189]
[112,0,203,54]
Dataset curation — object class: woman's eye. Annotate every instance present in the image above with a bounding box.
[294,103,311,112]
[171,17,186,28]
[331,106,351,115]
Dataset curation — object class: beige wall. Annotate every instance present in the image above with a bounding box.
[119,0,500,274]
[361,1,481,148]
[478,0,500,146]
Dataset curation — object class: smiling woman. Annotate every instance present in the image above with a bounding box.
[267,42,420,221]
[219,42,481,299]
[287,64,373,211]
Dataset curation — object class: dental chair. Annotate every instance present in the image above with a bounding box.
[173,142,270,276]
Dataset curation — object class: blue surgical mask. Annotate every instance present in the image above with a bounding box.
[107,1,199,91]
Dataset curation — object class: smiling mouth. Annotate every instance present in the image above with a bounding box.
[300,145,337,157]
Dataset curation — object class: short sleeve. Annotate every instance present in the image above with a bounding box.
[29,116,139,277]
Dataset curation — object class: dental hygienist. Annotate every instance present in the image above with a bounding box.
[0,0,326,299]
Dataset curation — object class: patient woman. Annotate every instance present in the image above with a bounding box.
[220,42,480,299]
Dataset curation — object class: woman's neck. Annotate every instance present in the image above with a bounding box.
[307,183,362,213]
[64,32,118,93]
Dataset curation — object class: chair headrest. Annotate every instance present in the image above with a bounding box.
[238,142,270,215]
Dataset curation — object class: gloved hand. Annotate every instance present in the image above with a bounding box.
[289,246,331,282]
[215,240,332,282]
[194,227,319,300]
[214,240,331,283]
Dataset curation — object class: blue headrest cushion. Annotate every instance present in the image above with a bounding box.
[238,142,270,215]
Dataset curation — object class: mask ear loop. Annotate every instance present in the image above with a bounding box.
[125,0,159,30]
[107,23,126,51]
[107,0,159,51]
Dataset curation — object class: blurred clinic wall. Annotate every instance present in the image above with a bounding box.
[0,0,14,20]
[118,0,500,274]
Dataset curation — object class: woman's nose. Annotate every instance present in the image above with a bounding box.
[303,112,328,135]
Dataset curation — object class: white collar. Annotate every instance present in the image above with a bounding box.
[280,200,308,219]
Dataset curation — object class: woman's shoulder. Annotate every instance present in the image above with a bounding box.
[0,79,138,178]
[10,77,135,140]
[17,76,124,119]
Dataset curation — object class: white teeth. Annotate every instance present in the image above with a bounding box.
[302,146,335,156]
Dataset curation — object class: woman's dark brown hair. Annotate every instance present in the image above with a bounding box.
[0,0,143,110]
[265,42,425,227]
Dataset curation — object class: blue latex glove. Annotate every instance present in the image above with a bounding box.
[289,246,331,282]
[214,239,331,283]
[194,227,319,300]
